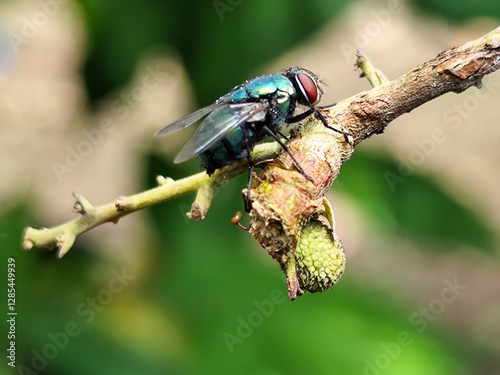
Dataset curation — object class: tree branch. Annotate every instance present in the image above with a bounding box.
[246,26,500,299]
[22,27,500,266]
[339,27,500,146]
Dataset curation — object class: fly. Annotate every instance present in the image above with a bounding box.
[155,67,350,212]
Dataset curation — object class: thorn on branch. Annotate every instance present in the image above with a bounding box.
[157,175,174,186]
[72,193,95,215]
[115,196,131,212]
[55,233,76,258]
[22,228,35,250]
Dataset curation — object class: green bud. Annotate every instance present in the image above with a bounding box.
[295,219,345,293]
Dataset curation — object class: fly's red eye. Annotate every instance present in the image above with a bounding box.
[297,72,319,105]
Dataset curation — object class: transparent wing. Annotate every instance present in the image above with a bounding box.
[154,103,220,137]
[174,101,269,164]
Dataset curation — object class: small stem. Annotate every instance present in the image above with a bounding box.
[22,142,281,256]
[188,181,215,220]
[115,172,208,212]
[24,172,209,257]
[355,49,389,87]
[284,256,302,301]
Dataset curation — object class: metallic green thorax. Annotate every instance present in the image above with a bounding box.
[229,74,296,124]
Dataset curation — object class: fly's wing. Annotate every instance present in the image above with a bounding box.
[174,101,269,164]
[154,103,219,137]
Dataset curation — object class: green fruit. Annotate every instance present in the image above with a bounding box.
[295,219,345,293]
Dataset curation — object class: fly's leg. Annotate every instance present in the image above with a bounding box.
[277,131,289,141]
[314,110,352,143]
[314,103,337,109]
[244,164,254,213]
[286,107,315,123]
[262,125,311,181]
[287,107,352,143]
[241,126,255,213]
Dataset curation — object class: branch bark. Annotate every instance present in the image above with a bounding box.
[22,27,500,267]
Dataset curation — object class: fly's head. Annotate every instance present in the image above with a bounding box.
[285,67,324,107]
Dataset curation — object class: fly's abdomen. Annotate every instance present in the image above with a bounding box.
[199,125,257,175]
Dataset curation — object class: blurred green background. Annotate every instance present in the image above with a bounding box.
[1,0,500,374]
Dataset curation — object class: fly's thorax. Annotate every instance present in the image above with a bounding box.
[228,74,296,128]
[229,88,247,102]
[264,75,296,125]
[232,74,295,100]
[268,96,291,126]
[248,82,277,103]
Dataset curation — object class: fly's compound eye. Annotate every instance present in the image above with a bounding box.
[296,72,321,106]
